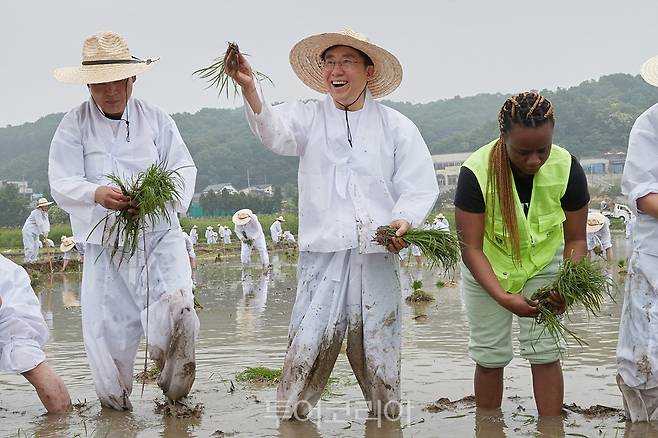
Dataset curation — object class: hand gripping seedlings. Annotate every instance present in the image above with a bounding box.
[193,42,273,99]
[532,257,615,347]
[373,226,461,272]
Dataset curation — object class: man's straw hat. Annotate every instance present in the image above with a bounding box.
[36,197,54,208]
[641,54,658,87]
[289,29,402,98]
[60,236,76,252]
[232,209,253,226]
[276,216,285,222]
[586,212,607,233]
[53,31,159,84]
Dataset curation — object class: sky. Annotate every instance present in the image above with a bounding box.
[2,0,658,127]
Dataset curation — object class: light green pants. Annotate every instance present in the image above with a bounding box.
[461,252,565,368]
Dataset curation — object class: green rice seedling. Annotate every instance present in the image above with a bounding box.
[436,280,446,288]
[89,162,187,264]
[373,226,460,271]
[532,257,615,346]
[412,279,423,291]
[193,42,273,99]
[236,367,282,385]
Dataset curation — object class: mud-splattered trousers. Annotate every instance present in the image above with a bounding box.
[82,230,199,410]
[276,249,401,419]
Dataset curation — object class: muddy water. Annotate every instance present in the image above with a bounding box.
[1,235,654,437]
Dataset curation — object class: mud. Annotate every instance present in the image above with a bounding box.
[0,233,647,437]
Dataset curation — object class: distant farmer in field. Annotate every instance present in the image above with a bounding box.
[22,197,53,263]
[270,215,285,243]
[586,211,613,262]
[227,29,438,419]
[0,255,71,413]
[455,92,589,417]
[48,31,198,410]
[616,53,658,422]
[233,208,269,268]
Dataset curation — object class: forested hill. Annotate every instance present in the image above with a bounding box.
[2,73,657,195]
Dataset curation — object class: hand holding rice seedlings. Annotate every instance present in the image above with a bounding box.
[373,225,460,271]
[92,162,186,264]
[532,257,615,346]
[193,42,273,99]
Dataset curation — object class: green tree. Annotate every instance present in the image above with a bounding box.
[0,185,29,227]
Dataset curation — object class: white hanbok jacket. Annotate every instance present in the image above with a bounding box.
[270,220,283,242]
[22,209,50,236]
[48,97,196,244]
[245,91,438,253]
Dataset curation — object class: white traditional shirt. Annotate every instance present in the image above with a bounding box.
[270,220,283,242]
[189,228,198,245]
[22,209,50,236]
[48,97,196,246]
[586,218,612,252]
[245,91,439,253]
[622,102,658,286]
[235,213,266,244]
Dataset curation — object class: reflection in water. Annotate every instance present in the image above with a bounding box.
[0,235,643,437]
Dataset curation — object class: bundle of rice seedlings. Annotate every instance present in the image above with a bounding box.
[90,162,186,264]
[193,42,273,99]
[532,257,615,346]
[373,226,460,271]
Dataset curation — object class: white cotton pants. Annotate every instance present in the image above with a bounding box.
[617,251,658,421]
[276,249,401,419]
[240,239,269,267]
[22,231,39,263]
[81,229,200,410]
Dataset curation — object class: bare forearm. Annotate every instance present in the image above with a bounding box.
[243,86,262,115]
[637,193,658,219]
[563,239,587,263]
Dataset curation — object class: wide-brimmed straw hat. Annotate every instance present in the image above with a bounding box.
[435,213,446,220]
[641,54,658,87]
[192,225,197,229]
[36,197,54,208]
[206,225,213,230]
[289,29,402,98]
[232,208,253,226]
[53,31,159,85]
[276,216,285,222]
[60,236,76,252]
[587,212,607,233]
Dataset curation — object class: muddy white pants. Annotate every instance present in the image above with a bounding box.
[0,256,48,374]
[81,229,200,410]
[22,231,39,263]
[617,251,658,421]
[277,249,401,419]
[240,238,269,267]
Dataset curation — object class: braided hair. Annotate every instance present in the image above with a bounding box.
[486,92,555,262]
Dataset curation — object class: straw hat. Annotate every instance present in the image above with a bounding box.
[435,213,446,220]
[232,208,253,226]
[36,197,54,208]
[60,236,76,252]
[641,54,658,87]
[289,29,402,98]
[206,225,213,230]
[192,225,197,229]
[276,216,285,222]
[53,31,159,85]
[586,212,607,233]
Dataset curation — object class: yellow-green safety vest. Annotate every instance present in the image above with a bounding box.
[462,139,571,293]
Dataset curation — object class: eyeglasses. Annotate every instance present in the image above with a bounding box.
[321,59,362,72]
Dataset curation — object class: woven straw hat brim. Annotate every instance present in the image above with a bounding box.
[289,32,402,99]
[641,54,658,87]
[232,209,253,225]
[53,60,158,85]
[60,241,76,252]
[586,212,606,233]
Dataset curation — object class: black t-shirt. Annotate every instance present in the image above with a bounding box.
[454,155,589,216]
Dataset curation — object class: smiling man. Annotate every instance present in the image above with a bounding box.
[226,29,438,419]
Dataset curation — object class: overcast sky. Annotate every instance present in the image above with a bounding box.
[2,0,658,127]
